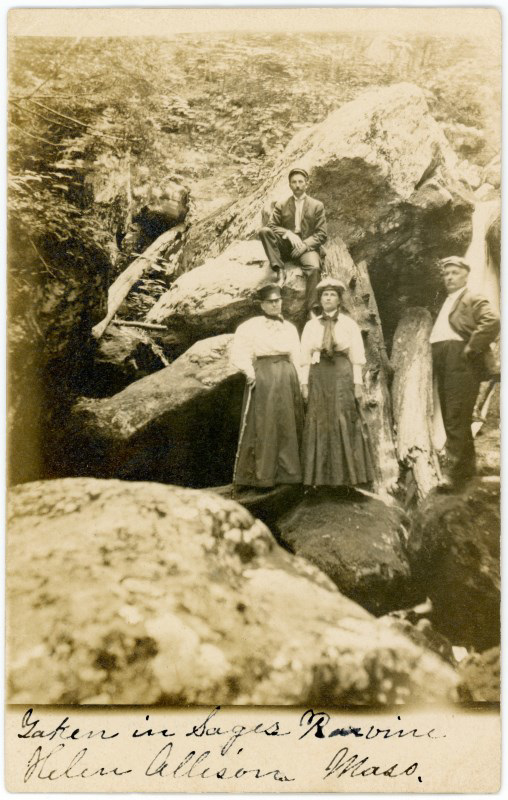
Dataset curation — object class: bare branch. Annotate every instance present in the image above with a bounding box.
[10,100,77,131]
[9,122,66,148]
[30,100,127,141]
[28,238,58,278]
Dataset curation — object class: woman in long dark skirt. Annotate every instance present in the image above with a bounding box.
[301,278,375,488]
[231,283,304,488]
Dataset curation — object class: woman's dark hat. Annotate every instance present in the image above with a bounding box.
[258,283,282,301]
[440,256,471,272]
[288,167,309,181]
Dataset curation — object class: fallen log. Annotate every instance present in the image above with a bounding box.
[111,319,167,332]
[92,223,186,340]
[391,307,441,501]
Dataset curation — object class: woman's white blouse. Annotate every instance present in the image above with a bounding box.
[300,313,366,384]
[231,316,302,383]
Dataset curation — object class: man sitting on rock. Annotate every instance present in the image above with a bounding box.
[258,167,327,317]
[430,256,500,489]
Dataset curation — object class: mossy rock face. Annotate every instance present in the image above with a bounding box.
[278,490,414,615]
[7,477,457,706]
[408,477,500,652]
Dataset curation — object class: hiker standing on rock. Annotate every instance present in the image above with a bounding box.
[431,256,500,489]
[300,277,375,490]
[258,167,327,317]
[231,283,304,489]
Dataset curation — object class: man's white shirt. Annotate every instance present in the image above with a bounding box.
[293,193,306,234]
[429,287,466,344]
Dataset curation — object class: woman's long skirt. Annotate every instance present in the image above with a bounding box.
[303,352,375,487]
[234,355,304,487]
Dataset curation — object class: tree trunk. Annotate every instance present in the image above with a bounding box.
[391,308,440,500]
[92,223,186,339]
[325,239,399,493]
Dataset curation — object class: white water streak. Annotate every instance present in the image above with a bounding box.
[465,199,500,312]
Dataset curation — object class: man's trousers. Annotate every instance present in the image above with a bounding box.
[258,226,321,313]
[432,340,482,479]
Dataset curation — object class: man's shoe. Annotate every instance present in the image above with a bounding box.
[274,267,286,287]
[437,473,457,493]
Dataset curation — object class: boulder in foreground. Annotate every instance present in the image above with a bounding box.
[7,478,458,705]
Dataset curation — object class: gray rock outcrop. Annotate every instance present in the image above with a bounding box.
[70,334,243,486]
[407,477,500,651]
[147,239,306,341]
[7,478,458,706]
[278,489,413,615]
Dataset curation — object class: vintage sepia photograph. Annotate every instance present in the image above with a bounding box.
[6,2,501,747]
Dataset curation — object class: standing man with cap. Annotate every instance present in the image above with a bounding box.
[258,167,327,317]
[231,283,304,489]
[430,256,500,488]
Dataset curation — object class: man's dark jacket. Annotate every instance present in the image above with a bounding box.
[448,288,500,377]
[268,195,327,251]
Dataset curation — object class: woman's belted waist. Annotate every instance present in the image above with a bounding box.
[319,348,349,360]
[256,354,290,362]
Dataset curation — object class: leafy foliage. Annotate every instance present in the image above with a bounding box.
[9,32,499,261]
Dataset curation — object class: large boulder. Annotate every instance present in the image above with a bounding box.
[147,239,306,340]
[277,489,414,615]
[181,82,473,344]
[69,334,244,487]
[407,477,500,652]
[7,477,458,705]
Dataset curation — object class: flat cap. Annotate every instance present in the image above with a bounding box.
[257,283,282,301]
[440,256,471,272]
[288,167,309,181]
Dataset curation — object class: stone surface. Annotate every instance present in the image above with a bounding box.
[92,324,170,395]
[277,489,414,615]
[382,617,455,666]
[457,160,482,190]
[442,122,485,163]
[457,647,500,703]
[7,478,458,706]
[70,335,244,487]
[147,239,306,336]
[407,477,500,652]
[475,382,500,477]
[482,154,501,189]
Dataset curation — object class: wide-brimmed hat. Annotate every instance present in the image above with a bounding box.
[257,283,282,302]
[440,256,471,272]
[288,166,309,181]
[316,277,346,297]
